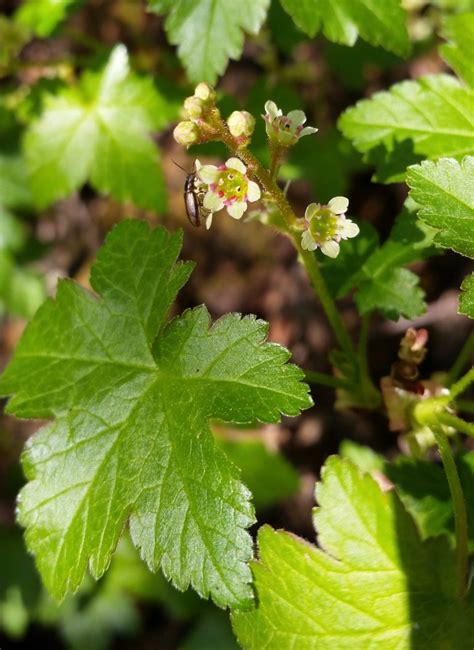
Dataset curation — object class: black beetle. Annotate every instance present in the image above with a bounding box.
[184,170,205,227]
[174,161,211,228]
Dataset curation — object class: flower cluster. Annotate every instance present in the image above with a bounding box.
[196,157,261,228]
[300,197,359,258]
[173,82,217,147]
[263,101,317,147]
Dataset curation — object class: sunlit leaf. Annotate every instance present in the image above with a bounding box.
[339,75,474,180]
[280,0,410,56]
[440,13,474,88]
[148,0,270,84]
[232,457,474,649]
[0,220,311,608]
[24,45,168,211]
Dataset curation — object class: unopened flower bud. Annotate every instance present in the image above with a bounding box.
[399,328,428,365]
[194,82,216,102]
[227,110,255,138]
[184,95,204,120]
[173,120,199,147]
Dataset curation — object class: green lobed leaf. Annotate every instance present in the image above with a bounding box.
[322,206,434,319]
[0,153,32,210]
[385,453,474,551]
[0,250,45,319]
[320,220,379,298]
[352,207,435,320]
[0,208,26,253]
[232,456,474,649]
[339,439,384,473]
[460,274,474,318]
[24,45,168,211]
[279,0,410,56]
[359,202,437,269]
[339,75,474,180]
[14,0,83,38]
[440,13,474,88]
[0,220,312,608]
[148,0,270,84]
[407,156,474,259]
[0,204,46,319]
[355,267,426,321]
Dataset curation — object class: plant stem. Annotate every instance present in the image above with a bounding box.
[297,247,357,364]
[213,126,384,405]
[449,368,474,401]
[304,370,352,390]
[225,145,295,229]
[432,426,469,599]
[269,148,282,181]
[438,413,474,437]
[446,333,474,387]
[218,131,358,365]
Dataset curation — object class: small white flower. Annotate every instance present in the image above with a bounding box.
[300,196,359,258]
[263,100,318,147]
[196,157,261,227]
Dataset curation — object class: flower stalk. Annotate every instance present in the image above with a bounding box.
[412,367,474,598]
[174,85,380,406]
[432,426,469,599]
[446,332,474,387]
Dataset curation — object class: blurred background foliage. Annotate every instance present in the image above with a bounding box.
[0,0,473,648]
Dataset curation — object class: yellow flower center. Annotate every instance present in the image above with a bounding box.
[216,169,247,202]
[308,207,338,243]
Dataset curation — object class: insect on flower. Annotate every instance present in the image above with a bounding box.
[197,157,261,228]
[175,160,211,227]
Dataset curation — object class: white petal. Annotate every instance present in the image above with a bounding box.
[194,159,202,170]
[264,100,280,119]
[227,201,247,219]
[198,165,219,184]
[287,110,306,127]
[304,203,320,221]
[225,157,246,174]
[339,219,360,239]
[301,230,317,251]
[203,191,224,211]
[247,180,261,202]
[328,196,349,214]
[299,126,318,137]
[205,213,213,229]
[321,240,340,258]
